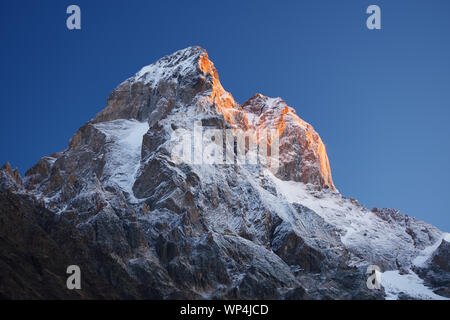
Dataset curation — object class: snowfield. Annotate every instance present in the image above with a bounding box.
[93,119,149,202]
[266,171,447,299]
[381,270,448,300]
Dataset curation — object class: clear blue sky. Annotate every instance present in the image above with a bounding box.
[1,0,449,231]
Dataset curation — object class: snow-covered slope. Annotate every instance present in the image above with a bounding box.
[413,233,450,267]
[269,173,443,270]
[268,172,448,299]
[93,119,149,203]
[381,270,447,300]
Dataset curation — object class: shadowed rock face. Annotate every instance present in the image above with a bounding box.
[414,238,450,298]
[0,47,446,299]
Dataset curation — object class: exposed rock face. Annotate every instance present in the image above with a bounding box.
[239,94,335,190]
[0,190,145,299]
[0,163,23,191]
[414,237,450,298]
[0,46,448,299]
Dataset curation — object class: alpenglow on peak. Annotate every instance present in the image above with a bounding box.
[91,46,335,190]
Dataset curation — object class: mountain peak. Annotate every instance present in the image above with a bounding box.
[239,94,335,190]
[133,46,207,86]
[92,46,237,124]
[90,47,335,190]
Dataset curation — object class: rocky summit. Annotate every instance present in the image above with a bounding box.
[0,46,448,299]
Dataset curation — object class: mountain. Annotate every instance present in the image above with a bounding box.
[0,46,448,299]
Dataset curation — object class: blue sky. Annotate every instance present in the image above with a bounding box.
[1,0,449,231]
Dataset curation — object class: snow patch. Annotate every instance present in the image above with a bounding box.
[93,119,149,202]
[413,234,446,267]
[381,270,448,300]
[265,171,443,270]
[134,47,201,87]
[444,233,450,242]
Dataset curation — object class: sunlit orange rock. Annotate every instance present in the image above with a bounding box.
[196,51,335,190]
